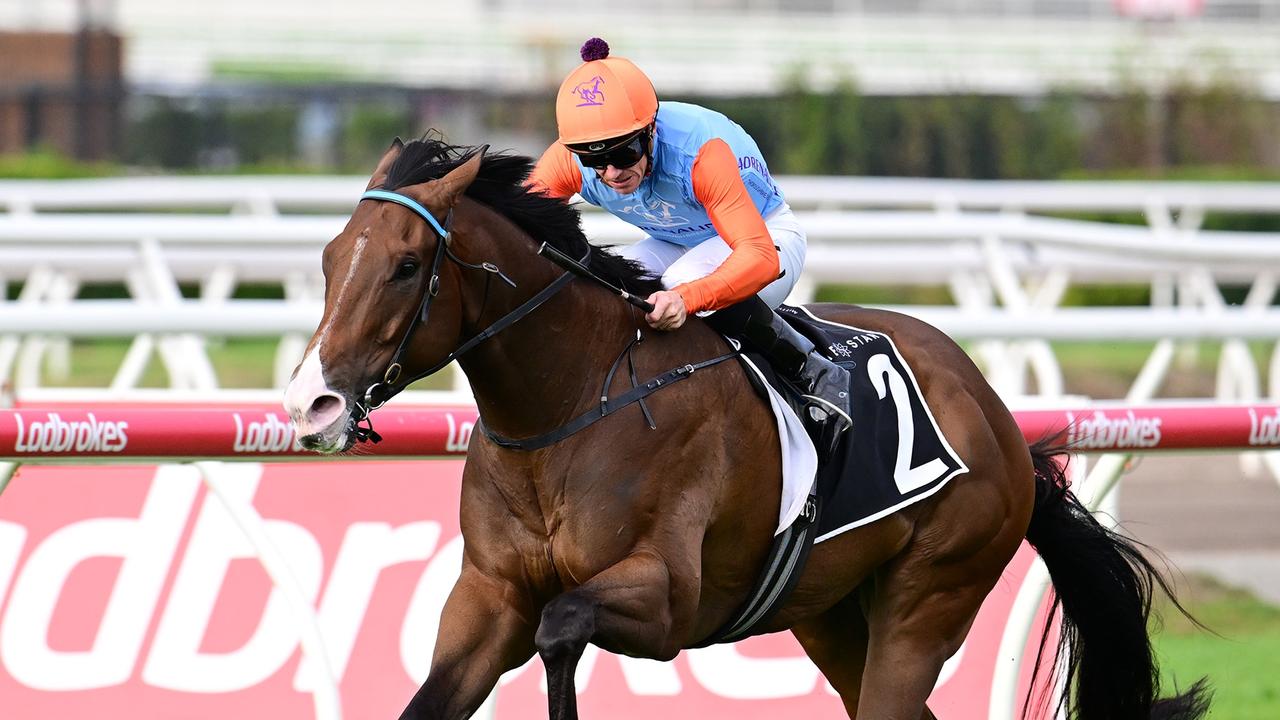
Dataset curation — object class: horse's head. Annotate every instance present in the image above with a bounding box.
[283,139,484,452]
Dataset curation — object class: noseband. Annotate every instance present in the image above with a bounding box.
[348,189,577,443]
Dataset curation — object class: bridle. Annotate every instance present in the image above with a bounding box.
[348,188,578,443]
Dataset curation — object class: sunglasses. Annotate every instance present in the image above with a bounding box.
[571,132,648,170]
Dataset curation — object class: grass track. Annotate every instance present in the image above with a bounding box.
[1153,574,1280,719]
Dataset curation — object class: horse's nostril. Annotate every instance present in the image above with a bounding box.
[309,394,344,422]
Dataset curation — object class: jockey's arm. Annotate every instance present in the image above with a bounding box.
[526,143,583,200]
[670,138,780,317]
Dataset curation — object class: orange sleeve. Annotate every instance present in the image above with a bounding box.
[526,142,584,200]
[674,138,780,314]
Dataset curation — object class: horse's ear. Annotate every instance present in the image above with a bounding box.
[365,137,405,190]
[432,145,488,208]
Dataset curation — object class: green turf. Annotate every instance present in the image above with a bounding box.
[1152,574,1280,718]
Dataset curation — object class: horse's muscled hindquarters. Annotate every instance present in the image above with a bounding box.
[284,138,1211,720]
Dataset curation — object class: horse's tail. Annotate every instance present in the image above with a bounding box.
[1022,438,1212,720]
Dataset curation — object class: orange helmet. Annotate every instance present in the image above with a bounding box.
[555,38,658,147]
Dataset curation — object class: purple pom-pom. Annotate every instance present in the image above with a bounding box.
[580,37,610,62]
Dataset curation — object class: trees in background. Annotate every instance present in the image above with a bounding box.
[8,70,1277,181]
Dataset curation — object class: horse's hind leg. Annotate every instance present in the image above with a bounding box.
[792,586,953,720]
[536,550,688,720]
[791,592,871,717]
[855,530,1020,719]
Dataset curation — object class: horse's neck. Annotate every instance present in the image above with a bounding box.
[451,218,642,439]
[460,280,641,439]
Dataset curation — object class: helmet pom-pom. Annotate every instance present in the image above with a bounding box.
[580,37,610,62]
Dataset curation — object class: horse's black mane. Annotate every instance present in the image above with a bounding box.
[379,134,663,298]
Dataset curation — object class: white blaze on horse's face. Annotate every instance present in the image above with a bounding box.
[283,226,381,452]
[283,341,349,452]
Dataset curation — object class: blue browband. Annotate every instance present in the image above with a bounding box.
[360,189,451,239]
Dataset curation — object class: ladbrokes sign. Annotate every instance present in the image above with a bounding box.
[1,407,475,459]
[1064,409,1162,450]
[12,412,129,454]
[0,461,1045,719]
[231,413,299,453]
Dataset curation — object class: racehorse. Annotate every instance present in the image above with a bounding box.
[283,137,1210,720]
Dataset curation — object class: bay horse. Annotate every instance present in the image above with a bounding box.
[283,137,1210,720]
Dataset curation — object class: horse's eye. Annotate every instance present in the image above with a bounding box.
[394,260,419,281]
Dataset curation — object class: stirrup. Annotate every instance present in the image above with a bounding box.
[801,393,853,431]
[796,354,853,458]
[798,392,849,453]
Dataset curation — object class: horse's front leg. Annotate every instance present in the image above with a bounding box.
[536,549,691,720]
[398,563,537,720]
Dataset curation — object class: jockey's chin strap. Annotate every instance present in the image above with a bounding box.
[349,189,578,443]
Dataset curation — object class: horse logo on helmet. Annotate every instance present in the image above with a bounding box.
[572,76,606,107]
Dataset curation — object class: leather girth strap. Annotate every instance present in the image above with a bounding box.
[692,494,821,647]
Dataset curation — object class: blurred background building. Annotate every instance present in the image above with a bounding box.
[1,0,1278,175]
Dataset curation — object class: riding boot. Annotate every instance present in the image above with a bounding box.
[706,297,853,458]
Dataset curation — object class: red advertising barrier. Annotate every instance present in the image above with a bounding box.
[1014,403,1280,452]
[0,404,478,459]
[3,401,1278,459]
[0,400,1270,718]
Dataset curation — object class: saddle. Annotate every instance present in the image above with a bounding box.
[696,306,969,646]
[750,305,968,542]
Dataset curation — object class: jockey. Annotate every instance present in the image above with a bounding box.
[527,38,852,453]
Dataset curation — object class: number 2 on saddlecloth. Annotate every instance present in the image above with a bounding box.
[868,353,949,494]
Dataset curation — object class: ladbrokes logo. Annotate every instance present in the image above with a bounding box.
[1248,407,1280,446]
[1065,410,1162,450]
[13,412,128,453]
[444,412,474,452]
[232,412,298,453]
